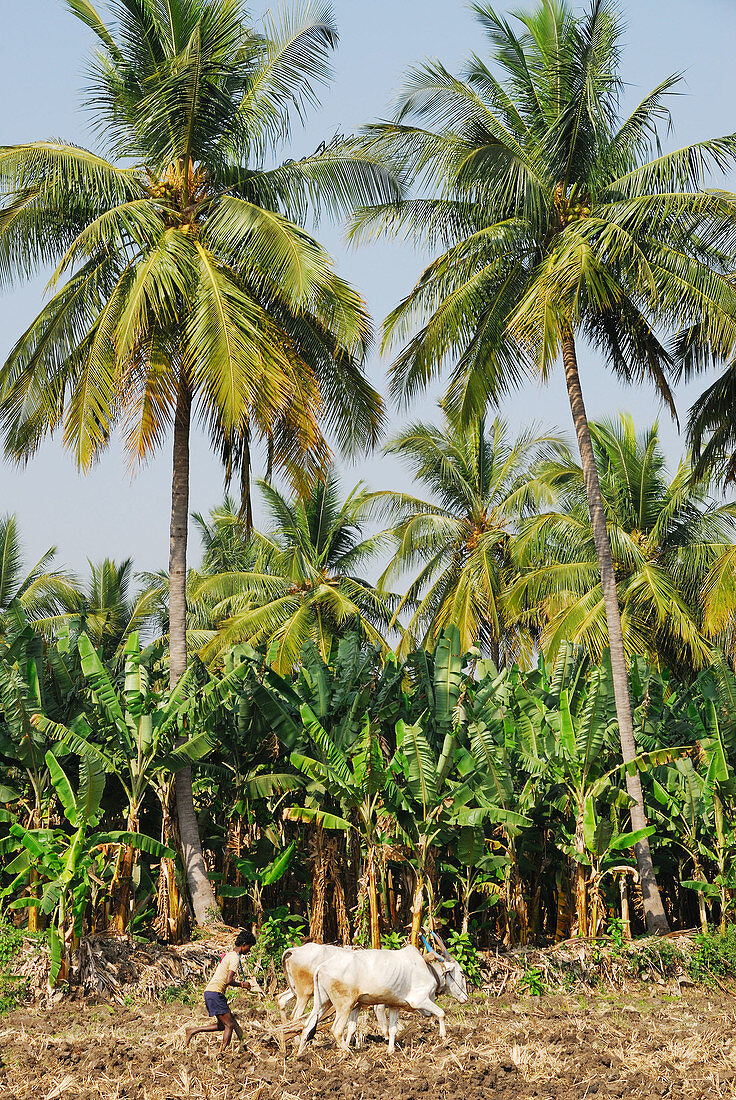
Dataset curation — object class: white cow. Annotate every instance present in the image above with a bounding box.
[297,944,468,1055]
[278,943,352,1021]
[278,943,391,1040]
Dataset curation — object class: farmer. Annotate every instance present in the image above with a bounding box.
[185,928,257,1052]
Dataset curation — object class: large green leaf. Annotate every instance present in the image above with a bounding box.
[457,825,486,867]
[76,755,106,826]
[398,718,437,815]
[251,683,302,749]
[261,840,297,885]
[300,704,352,786]
[558,689,577,759]
[609,825,656,851]
[78,633,128,734]
[89,832,175,859]
[433,626,463,726]
[45,751,77,826]
[283,805,351,831]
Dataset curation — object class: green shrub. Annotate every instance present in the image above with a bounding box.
[0,923,31,1014]
[380,930,404,951]
[688,926,736,983]
[158,982,199,1006]
[0,974,28,1014]
[0,923,24,968]
[251,908,307,971]
[630,939,684,980]
[444,930,484,986]
[518,966,546,996]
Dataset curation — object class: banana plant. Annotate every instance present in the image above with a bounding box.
[287,706,395,948]
[683,694,736,931]
[1,750,172,984]
[32,632,249,931]
[457,661,541,945]
[651,758,714,933]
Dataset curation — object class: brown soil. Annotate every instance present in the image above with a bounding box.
[2,986,736,1100]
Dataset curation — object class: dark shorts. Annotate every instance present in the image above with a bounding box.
[204,991,230,1017]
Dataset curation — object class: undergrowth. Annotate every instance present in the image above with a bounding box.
[688,926,736,983]
[0,923,32,1013]
[250,908,307,972]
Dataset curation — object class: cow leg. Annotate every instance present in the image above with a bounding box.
[331,1004,353,1051]
[413,997,446,1040]
[374,1004,389,1038]
[345,1007,360,1048]
[277,988,294,1023]
[293,991,310,1020]
[387,1008,400,1054]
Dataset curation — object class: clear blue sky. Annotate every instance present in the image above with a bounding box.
[1,0,734,579]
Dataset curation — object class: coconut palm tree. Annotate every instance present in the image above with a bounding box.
[191,473,396,673]
[511,415,736,677]
[352,0,736,930]
[0,0,397,923]
[376,415,561,662]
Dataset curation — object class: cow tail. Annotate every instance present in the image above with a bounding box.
[305,966,325,1042]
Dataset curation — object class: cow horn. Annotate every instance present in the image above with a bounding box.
[431,931,451,959]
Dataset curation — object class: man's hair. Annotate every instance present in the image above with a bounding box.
[235,928,256,947]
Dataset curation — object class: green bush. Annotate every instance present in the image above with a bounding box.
[251,908,307,971]
[380,930,404,951]
[518,966,546,996]
[0,923,31,1014]
[630,939,684,980]
[688,926,736,983]
[444,930,484,986]
[0,923,24,968]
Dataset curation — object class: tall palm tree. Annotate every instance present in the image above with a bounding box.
[0,0,397,923]
[191,474,395,673]
[511,414,736,677]
[353,0,736,931]
[376,415,560,662]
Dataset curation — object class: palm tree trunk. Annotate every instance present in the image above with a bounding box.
[562,331,669,934]
[239,422,254,532]
[170,377,220,926]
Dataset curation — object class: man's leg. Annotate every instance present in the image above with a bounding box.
[185,1019,223,1045]
[219,1010,241,1051]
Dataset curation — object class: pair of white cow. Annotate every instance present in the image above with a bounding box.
[278,940,469,1055]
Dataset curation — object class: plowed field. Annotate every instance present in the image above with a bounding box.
[2,986,736,1099]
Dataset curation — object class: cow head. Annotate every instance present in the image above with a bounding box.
[430,932,469,1003]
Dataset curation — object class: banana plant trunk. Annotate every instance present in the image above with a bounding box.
[562,331,669,934]
[619,873,631,940]
[170,378,220,926]
[714,792,728,932]
[368,849,380,949]
[573,811,588,937]
[693,860,709,935]
[410,869,425,947]
[109,812,139,933]
[28,866,42,932]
